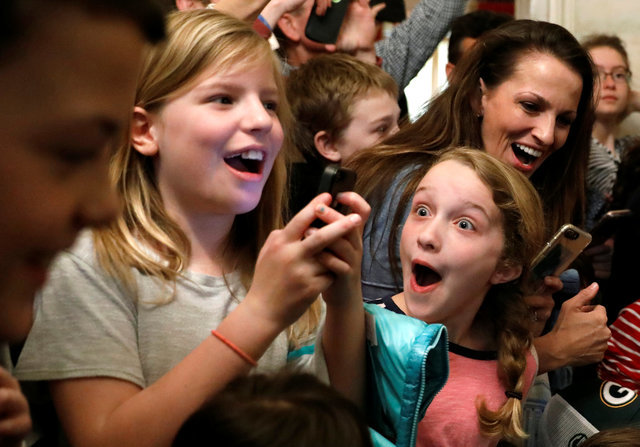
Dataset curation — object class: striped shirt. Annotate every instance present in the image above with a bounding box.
[586,135,639,230]
[598,300,640,391]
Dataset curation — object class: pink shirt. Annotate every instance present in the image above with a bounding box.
[417,343,538,447]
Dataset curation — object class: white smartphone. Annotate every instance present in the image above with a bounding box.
[530,224,592,283]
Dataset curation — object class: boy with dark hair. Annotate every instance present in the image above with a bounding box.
[446,9,513,78]
[0,1,164,444]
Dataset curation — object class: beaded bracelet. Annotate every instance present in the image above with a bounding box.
[210,329,258,367]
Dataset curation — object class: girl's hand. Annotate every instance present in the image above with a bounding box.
[309,192,370,307]
[310,192,370,407]
[0,367,31,447]
[245,194,363,330]
[525,276,563,336]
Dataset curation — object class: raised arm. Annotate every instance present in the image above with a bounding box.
[35,195,364,447]
[313,192,370,407]
[261,0,331,29]
[203,0,269,22]
[375,0,467,90]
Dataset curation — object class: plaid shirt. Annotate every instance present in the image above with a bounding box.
[376,0,467,90]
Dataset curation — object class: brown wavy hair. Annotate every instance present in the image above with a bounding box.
[349,19,595,237]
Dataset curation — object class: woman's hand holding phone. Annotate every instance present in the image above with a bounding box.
[534,282,611,373]
[583,240,614,280]
[524,276,564,337]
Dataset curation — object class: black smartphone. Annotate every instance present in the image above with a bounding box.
[312,164,357,227]
[304,0,350,44]
[530,224,592,283]
[589,209,632,246]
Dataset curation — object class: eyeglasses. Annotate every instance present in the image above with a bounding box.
[597,67,631,84]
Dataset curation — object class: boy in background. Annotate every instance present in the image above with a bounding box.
[286,53,400,215]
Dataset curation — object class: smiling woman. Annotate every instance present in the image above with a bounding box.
[346,19,595,301]
[346,19,611,385]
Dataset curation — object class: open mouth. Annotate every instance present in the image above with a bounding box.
[512,143,542,166]
[224,150,264,174]
[413,263,442,287]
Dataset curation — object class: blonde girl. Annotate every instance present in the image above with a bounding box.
[371,147,557,445]
[16,10,368,447]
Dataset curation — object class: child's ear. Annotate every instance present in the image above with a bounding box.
[131,106,159,157]
[313,131,342,163]
[277,13,302,42]
[445,62,455,80]
[490,262,523,285]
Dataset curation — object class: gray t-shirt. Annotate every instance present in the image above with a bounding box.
[15,233,326,386]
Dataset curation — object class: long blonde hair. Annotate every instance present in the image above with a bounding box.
[428,148,545,443]
[93,9,320,344]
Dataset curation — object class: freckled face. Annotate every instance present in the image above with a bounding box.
[480,52,582,177]
[399,160,507,336]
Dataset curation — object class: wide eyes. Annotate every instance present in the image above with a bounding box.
[456,219,475,231]
[416,205,430,217]
[414,205,476,231]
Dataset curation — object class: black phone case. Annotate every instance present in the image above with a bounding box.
[589,209,632,246]
[304,0,350,44]
[312,164,357,227]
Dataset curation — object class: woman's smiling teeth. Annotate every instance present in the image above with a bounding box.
[224,149,264,173]
[512,143,542,166]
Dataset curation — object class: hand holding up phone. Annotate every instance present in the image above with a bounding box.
[305,0,351,44]
[529,224,592,285]
[311,164,357,227]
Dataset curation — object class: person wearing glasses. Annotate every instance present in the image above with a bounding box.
[582,35,640,231]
